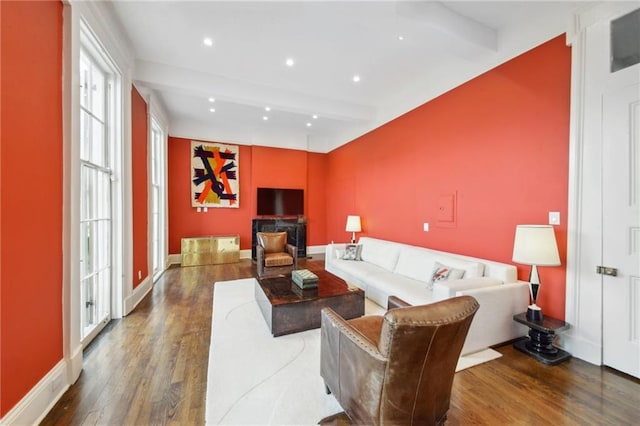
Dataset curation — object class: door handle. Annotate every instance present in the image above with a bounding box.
[596,266,618,276]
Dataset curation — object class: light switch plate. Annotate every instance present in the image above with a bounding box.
[549,211,560,225]
[423,223,429,232]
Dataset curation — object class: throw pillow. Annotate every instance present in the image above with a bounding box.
[342,244,363,261]
[428,261,465,290]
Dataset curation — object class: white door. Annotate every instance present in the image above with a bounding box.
[602,75,640,378]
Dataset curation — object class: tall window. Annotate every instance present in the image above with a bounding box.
[79,28,120,342]
[151,120,166,279]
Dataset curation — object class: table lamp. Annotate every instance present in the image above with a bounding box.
[512,224,561,321]
[345,215,361,244]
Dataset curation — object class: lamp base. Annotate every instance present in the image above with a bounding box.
[526,305,543,321]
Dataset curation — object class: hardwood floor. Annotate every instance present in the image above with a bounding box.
[42,256,640,425]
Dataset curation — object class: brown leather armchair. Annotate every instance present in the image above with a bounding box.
[256,231,297,277]
[320,295,479,425]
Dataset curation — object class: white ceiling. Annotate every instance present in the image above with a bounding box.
[107,1,588,152]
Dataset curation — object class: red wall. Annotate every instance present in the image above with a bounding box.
[167,139,327,253]
[131,86,148,287]
[306,153,327,247]
[0,0,64,416]
[168,138,254,251]
[326,36,571,319]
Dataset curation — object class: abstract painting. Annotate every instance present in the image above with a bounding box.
[191,141,239,208]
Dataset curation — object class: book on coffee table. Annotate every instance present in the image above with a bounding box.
[292,269,319,289]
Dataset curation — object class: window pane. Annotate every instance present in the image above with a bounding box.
[91,65,105,120]
[83,275,97,327]
[80,53,90,109]
[82,221,94,278]
[97,268,110,319]
[611,9,640,73]
[80,221,89,279]
[80,166,90,220]
[91,118,106,167]
[80,110,91,162]
[97,220,110,270]
[98,171,111,218]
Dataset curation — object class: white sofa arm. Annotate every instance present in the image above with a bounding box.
[325,243,347,264]
[433,277,504,301]
[458,281,530,354]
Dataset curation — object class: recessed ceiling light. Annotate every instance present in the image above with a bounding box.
[285,58,295,67]
[398,35,404,41]
[263,116,269,121]
[312,114,318,119]
[306,122,312,127]
[203,37,213,47]
[352,75,361,83]
[265,106,271,112]
[209,108,215,113]
[208,97,215,103]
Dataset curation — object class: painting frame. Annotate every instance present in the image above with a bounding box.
[191,141,239,208]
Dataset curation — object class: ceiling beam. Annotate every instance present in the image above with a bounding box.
[396,1,497,52]
[133,60,375,123]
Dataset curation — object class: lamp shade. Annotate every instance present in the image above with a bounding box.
[345,215,361,232]
[512,225,561,266]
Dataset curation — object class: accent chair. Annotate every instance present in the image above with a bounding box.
[256,231,297,277]
[320,295,479,425]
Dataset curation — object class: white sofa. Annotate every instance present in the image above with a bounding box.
[325,237,529,355]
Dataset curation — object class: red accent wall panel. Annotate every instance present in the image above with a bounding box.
[326,36,571,319]
[131,86,148,287]
[306,152,327,247]
[0,0,63,416]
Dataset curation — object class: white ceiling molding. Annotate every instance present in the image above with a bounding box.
[72,0,134,73]
[395,1,498,52]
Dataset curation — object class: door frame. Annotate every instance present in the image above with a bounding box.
[563,1,640,365]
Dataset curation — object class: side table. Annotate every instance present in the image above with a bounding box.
[513,312,571,365]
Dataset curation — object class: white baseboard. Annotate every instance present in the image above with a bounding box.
[559,331,602,366]
[124,275,153,315]
[306,245,326,255]
[168,245,326,266]
[0,360,69,426]
[68,344,84,384]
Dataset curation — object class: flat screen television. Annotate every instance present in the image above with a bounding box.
[256,187,304,216]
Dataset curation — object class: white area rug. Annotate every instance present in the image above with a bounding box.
[205,279,501,425]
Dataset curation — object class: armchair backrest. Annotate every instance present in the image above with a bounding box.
[256,232,287,254]
[377,296,479,423]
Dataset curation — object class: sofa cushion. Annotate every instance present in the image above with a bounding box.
[328,258,389,292]
[433,277,503,301]
[429,261,466,288]
[342,244,363,260]
[264,252,293,267]
[257,232,287,254]
[364,270,435,307]
[359,237,401,272]
[432,255,484,278]
[393,246,437,283]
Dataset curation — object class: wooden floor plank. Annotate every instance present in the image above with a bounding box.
[41,256,640,425]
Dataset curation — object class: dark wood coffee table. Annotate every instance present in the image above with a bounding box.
[255,270,365,336]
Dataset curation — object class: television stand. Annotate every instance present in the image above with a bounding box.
[251,217,307,260]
